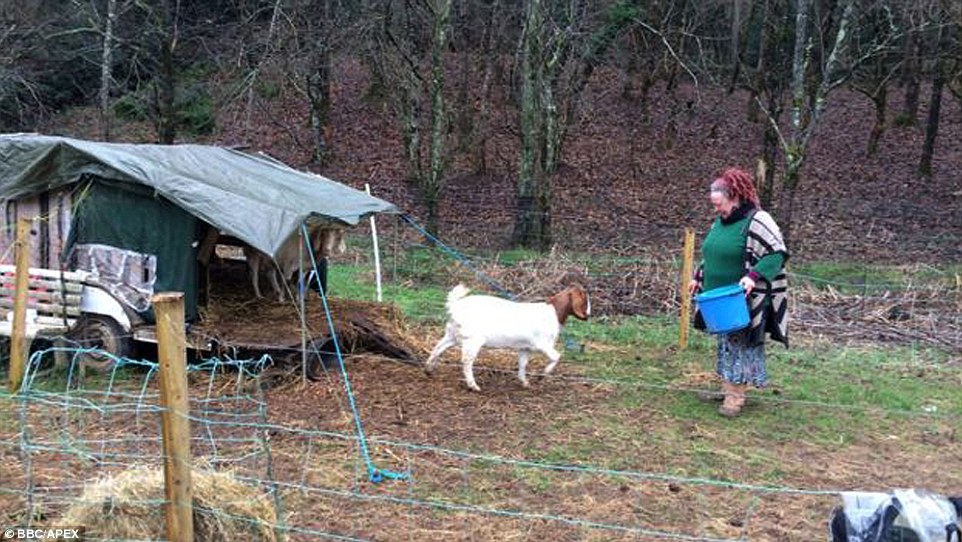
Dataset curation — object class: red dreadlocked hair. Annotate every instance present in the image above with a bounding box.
[711,167,760,209]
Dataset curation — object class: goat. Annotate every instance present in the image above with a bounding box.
[424,283,590,391]
[244,227,346,302]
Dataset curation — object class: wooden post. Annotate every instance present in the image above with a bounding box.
[153,292,194,542]
[9,218,32,393]
[678,228,695,349]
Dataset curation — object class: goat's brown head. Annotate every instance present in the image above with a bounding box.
[309,227,347,257]
[549,284,591,325]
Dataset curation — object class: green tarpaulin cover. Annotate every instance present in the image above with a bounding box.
[0,134,399,258]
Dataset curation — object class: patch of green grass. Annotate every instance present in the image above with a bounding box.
[494,248,541,265]
[543,301,961,469]
[327,264,447,323]
[792,261,962,293]
[511,466,554,494]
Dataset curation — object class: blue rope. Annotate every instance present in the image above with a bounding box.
[400,213,581,351]
[400,214,516,300]
[301,223,410,484]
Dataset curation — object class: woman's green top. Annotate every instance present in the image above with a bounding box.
[701,213,785,291]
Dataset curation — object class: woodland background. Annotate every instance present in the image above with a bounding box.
[2,0,961,264]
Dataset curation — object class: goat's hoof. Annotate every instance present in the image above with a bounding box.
[520,379,530,388]
[466,383,481,392]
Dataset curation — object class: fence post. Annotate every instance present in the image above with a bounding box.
[679,228,695,349]
[9,218,32,393]
[153,292,194,542]
[365,184,383,302]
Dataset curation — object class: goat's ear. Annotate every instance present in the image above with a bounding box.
[571,288,590,320]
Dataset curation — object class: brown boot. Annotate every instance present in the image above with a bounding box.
[718,382,747,417]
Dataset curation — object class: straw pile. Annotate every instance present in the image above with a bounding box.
[59,466,282,541]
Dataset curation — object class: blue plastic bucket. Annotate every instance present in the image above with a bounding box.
[695,284,749,334]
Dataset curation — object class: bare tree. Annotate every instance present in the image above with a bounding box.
[848,1,900,156]
[948,1,962,122]
[365,0,453,235]
[0,3,101,132]
[426,0,454,233]
[919,8,951,177]
[515,0,544,249]
[897,4,925,125]
[473,0,504,174]
[514,0,648,249]
[768,0,858,243]
[153,0,179,144]
[730,0,795,208]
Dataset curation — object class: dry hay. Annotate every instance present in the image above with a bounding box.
[59,466,281,541]
[198,269,421,363]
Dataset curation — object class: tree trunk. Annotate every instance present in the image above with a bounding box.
[514,0,543,248]
[306,0,333,166]
[537,77,554,251]
[156,0,177,144]
[99,0,117,141]
[732,0,741,65]
[246,0,283,134]
[362,0,389,101]
[759,94,781,208]
[919,71,945,177]
[900,29,921,125]
[778,0,854,240]
[453,1,472,153]
[474,0,501,174]
[779,167,800,248]
[401,87,423,186]
[866,84,887,156]
[307,44,332,165]
[423,0,452,236]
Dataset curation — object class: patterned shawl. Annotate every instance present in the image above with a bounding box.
[694,210,790,347]
[744,210,789,347]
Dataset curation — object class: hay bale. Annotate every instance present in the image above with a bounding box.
[59,466,281,541]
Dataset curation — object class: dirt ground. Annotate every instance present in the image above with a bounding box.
[2,330,960,542]
[254,348,960,541]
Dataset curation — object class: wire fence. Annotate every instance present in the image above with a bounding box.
[6,344,958,542]
[1,205,961,540]
[338,214,962,354]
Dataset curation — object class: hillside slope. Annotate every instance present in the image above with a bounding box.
[53,58,962,264]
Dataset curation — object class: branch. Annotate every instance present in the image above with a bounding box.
[384,26,426,86]
[802,0,856,147]
[753,94,790,155]
[633,17,698,88]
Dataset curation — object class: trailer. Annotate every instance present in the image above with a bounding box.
[0,134,402,370]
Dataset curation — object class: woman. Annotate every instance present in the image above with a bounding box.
[688,167,789,417]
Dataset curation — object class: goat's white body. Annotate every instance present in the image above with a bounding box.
[425,285,563,391]
[447,296,560,349]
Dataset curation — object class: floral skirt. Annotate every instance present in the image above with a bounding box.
[716,332,767,388]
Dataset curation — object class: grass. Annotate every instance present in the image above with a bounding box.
[791,260,962,293]
[327,264,448,323]
[329,256,961,423]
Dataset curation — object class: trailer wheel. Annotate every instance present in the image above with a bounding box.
[71,315,132,371]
